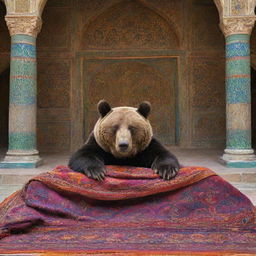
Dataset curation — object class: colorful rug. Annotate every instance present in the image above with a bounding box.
[0,165,255,255]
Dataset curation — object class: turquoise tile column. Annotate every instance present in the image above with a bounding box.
[221,34,256,167]
[0,26,42,168]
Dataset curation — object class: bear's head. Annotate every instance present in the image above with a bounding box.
[94,100,153,158]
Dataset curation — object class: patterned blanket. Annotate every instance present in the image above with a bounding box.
[0,165,255,254]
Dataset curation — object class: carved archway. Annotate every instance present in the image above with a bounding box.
[80,0,180,50]
[38,0,47,15]
[213,0,223,18]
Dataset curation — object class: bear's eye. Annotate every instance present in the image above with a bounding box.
[128,125,137,135]
[111,125,119,134]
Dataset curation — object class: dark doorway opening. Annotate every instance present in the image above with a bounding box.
[0,67,9,149]
[251,67,256,148]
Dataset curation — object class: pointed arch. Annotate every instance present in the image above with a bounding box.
[81,0,180,50]
[213,0,224,18]
[37,0,47,15]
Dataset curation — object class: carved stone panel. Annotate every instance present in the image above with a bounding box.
[221,17,256,36]
[37,59,70,109]
[190,1,225,50]
[15,0,30,13]
[141,0,183,45]
[37,122,71,152]
[192,111,226,147]
[231,0,248,16]
[81,0,179,50]
[189,55,226,147]
[37,4,71,51]
[82,57,178,145]
[191,57,225,108]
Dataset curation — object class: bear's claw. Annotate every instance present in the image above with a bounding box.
[83,166,106,181]
[155,167,178,180]
[152,157,180,180]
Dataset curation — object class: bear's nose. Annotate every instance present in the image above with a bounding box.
[119,142,129,151]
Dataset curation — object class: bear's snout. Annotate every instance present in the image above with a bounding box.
[118,142,129,152]
[114,127,134,157]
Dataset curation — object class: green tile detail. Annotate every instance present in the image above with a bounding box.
[12,34,36,44]
[226,59,250,77]
[227,129,251,149]
[0,162,41,169]
[9,132,36,150]
[226,34,250,44]
[225,161,256,168]
[10,59,37,77]
[9,34,37,105]
[10,78,36,105]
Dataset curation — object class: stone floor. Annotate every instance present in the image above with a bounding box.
[0,148,256,205]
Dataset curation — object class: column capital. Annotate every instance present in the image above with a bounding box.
[220,16,256,37]
[5,15,42,37]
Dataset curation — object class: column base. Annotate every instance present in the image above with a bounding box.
[0,150,43,168]
[220,149,256,168]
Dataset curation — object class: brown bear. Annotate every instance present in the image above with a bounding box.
[68,100,180,181]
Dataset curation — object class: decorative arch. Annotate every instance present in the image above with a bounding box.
[213,0,223,18]
[80,0,180,50]
[38,0,47,16]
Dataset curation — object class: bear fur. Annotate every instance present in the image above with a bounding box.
[68,100,180,181]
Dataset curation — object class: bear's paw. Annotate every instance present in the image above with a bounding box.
[152,157,179,180]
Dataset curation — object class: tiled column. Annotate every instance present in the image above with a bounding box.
[0,16,42,168]
[221,17,256,167]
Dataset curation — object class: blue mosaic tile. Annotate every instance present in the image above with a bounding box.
[226,42,250,58]
[227,129,251,149]
[226,77,250,104]
[11,43,36,58]
[9,132,36,150]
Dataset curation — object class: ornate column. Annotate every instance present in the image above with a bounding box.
[221,16,256,167]
[0,15,42,168]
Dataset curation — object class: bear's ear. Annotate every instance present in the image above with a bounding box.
[137,101,151,118]
[97,100,111,117]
